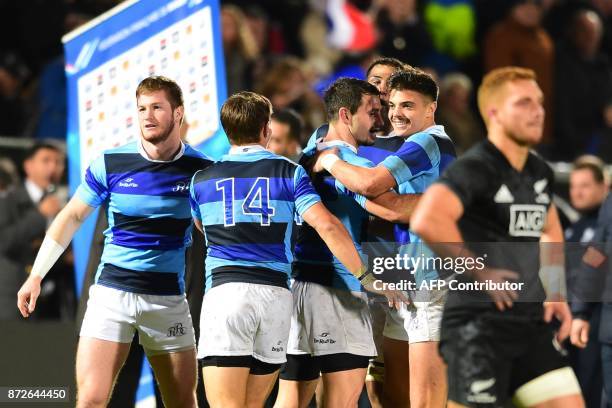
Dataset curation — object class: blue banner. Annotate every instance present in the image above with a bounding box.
[62,0,227,404]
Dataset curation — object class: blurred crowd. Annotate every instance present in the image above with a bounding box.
[0,0,609,161]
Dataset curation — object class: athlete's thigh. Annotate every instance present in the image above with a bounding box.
[275,378,319,408]
[320,367,367,406]
[245,370,280,408]
[202,366,250,408]
[277,354,321,408]
[75,337,132,400]
[383,336,410,385]
[148,348,197,407]
[511,323,582,407]
[408,341,447,407]
[440,316,513,407]
[382,337,410,407]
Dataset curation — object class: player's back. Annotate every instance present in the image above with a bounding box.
[190,146,319,291]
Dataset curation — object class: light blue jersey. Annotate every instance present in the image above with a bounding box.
[294,139,370,292]
[381,125,456,282]
[190,145,320,291]
[77,141,212,295]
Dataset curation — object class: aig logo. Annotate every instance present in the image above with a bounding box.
[509,205,546,237]
[172,180,190,192]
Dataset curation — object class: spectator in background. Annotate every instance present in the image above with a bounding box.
[483,0,555,144]
[268,109,303,161]
[0,157,18,195]
[555,8,612,161]
[566,156,608,408]
[33,7,92,140]
[437,72,485,155]
[258,57,325,133]
[0,143,67,320]
[0,51,29,136]
[221,4,259,95]
[373,0,433,68]
[422,0,478,74]
[591,0,612,59]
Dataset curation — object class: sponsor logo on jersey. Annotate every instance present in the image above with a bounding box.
[534,178,550,204]
[172,180,190,192]
[467,378,496,403]
[509,204,546,237]
[494,184,514,203]
[119,177,139,188]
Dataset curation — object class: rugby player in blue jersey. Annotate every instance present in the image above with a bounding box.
[361,57,407,408]
[274,78,424,408]
[189,91,402,408]
[17,76,210,408]
[314,69,457,407]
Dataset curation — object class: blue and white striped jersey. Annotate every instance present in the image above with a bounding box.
[358,134,405,165]
[294,140,371,292]
[76,141,212,295]
[381,125,456,245]
[190,145,320,291]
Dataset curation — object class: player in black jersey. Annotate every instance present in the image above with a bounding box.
[411,67,584,407]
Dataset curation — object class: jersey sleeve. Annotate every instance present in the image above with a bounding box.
[189,172,202,222]
[380,134,438,186]
[293,165,321,216]
[336,152,373,210]
[75,155,108,208]
[437,157,490,209]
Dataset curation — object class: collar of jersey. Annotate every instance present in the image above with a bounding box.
[229,144,268,155]
[137,140,185,162]
[316,139,357,154]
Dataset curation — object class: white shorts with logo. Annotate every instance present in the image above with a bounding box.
[197,282,293,364]
[383,289,446,343]
[80,284,195,355]
[287,280,377,357]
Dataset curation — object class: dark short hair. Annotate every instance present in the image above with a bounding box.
[366,57,408,76]
[221,91,273,145]
[24,142,61,161]
[388,69,439,102]
[324,77,380,122]
[573,155,606,184]
[271,109,303,143]
[136,76,184,109]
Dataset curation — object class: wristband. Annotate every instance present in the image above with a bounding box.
[539,265,566,299]
[31,236,66,279]
[360,273,377,288]
[355,265,368,279]
[321,154,340,172]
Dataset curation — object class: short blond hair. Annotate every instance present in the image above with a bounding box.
[477,67,536,126]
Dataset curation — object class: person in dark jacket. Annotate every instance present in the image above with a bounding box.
[566,156,608,408]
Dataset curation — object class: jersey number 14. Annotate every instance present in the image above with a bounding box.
[216,177,276,226]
